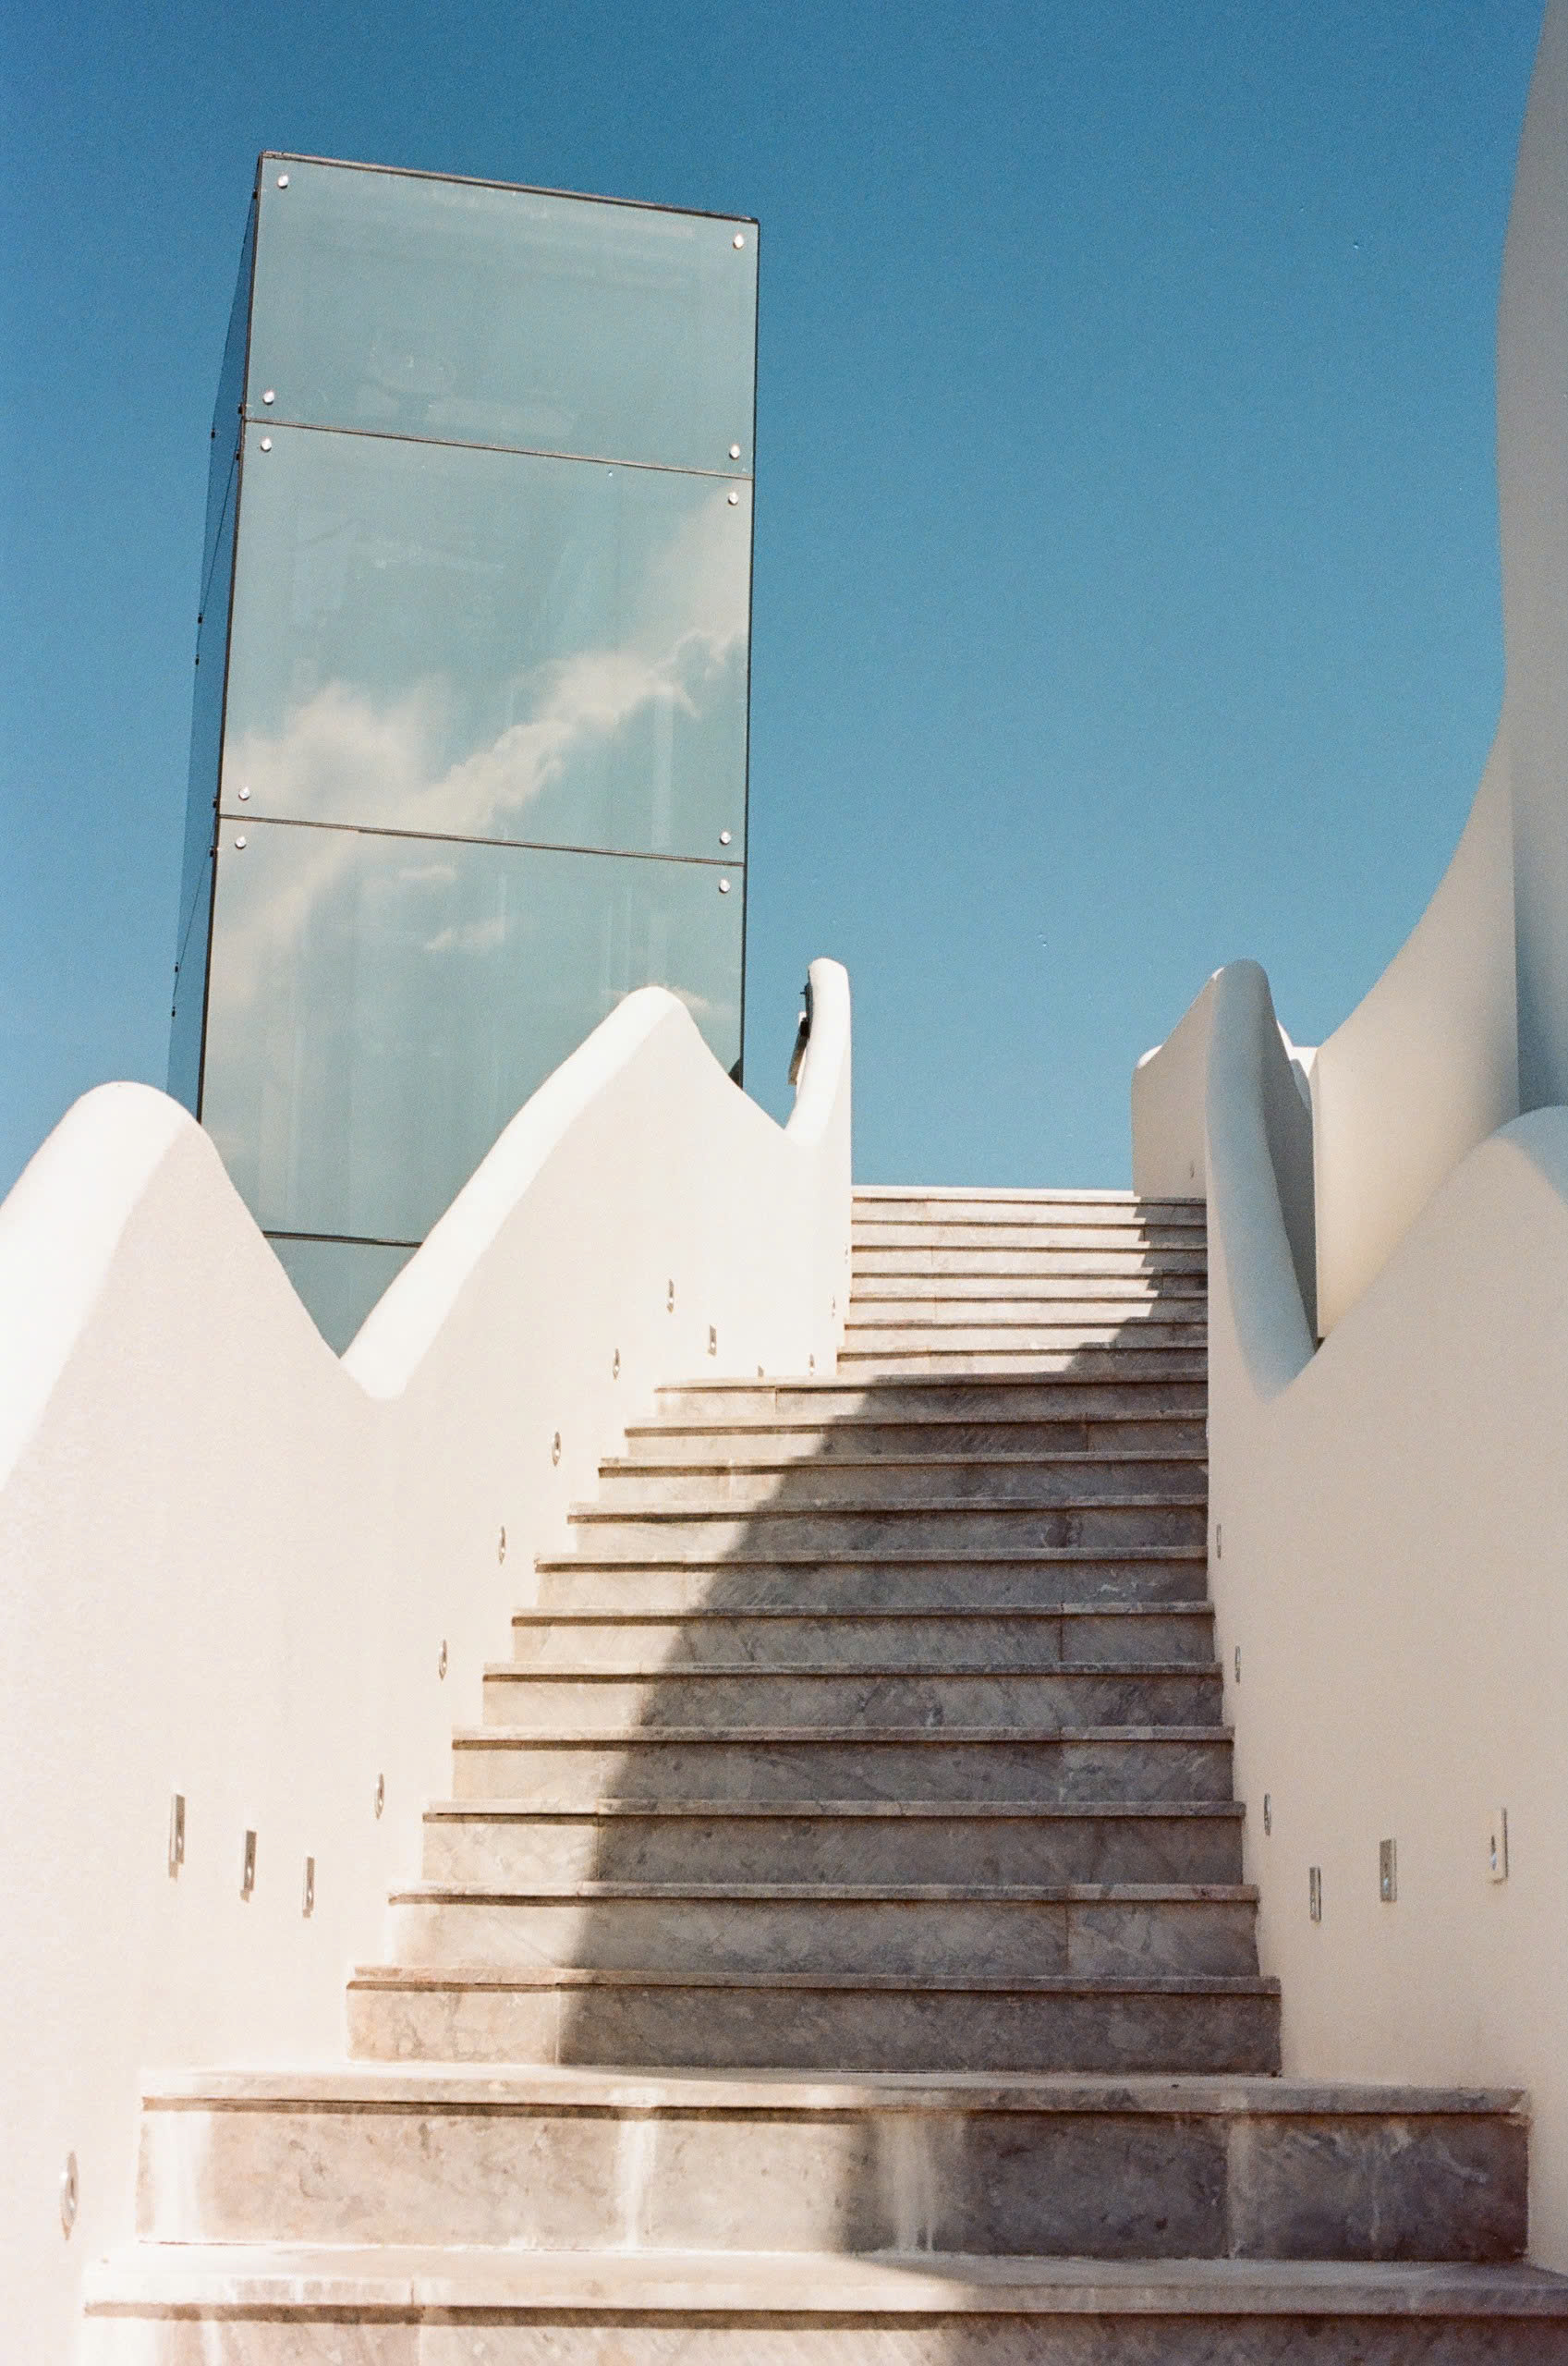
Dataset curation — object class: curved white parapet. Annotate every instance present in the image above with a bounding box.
[1306,0,1567,1334]
[1152,956,1568,2269]
[0,967,850,2361]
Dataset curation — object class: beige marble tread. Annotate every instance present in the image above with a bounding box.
[135,2063,1528,2115]
[482,1659,1222,1680]
[600,1450,1209,1471]
[423,1799,1247,1820]
[452,1723,1233,1744]
[346,1962,1282,1994]
[83,2246,1568,2319]
[386,1880,1258,1905]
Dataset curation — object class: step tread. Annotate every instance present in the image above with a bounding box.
[389,1879,1259,1905]
[539,1549,1209,1568]
[455,1723,1233,1745]
[514,1607,1216,1626]
[603,1451,1209,1472]
[425,1799,1248,1821]
[485,1660,1222,1680]
[133,2066,1525,2115]
[347,1963,1282,1995]
[85,2244,1568,2320]
[569,1495,1210,1518]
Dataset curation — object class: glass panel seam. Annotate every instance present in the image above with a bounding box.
[265,1228,423,1250]
[220,813,745,869]
[236,412,753,481]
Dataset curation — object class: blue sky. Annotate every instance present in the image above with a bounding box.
[0,0,1547,1196]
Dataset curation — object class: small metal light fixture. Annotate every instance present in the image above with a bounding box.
[259,437,272,452]
[302,1855,316,1918]
[498,1525,506,1565]
[240,1828,257,1900]
[808,1352,816,1372]
[612,1348,621,1380]
[552,1430,562,1466]
[707,1325,718,1357]
[59,2152,79,2238]
[438,1639,448,1679]
[373,1774,384,1821]
[1379,1838,1397,1904]
[1308,1865,1322,1922]
[1488,1806,1510,1883]
[1215,1522,1222,1561]
[167,1792,186,1878]
[262,389,275,405]
[1234,1646,1242,1684]
[733,230,745,249]
[1262,1794,1272,1837]
[667,1279,675,1313]
[276,172,289,188]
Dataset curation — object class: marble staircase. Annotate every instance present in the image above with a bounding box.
[84,1189,1568,2358]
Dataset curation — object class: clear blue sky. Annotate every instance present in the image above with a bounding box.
[0,0,1546,1197]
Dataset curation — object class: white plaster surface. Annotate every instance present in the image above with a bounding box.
[0,967,851,2362]
[1139,958,1568,2270]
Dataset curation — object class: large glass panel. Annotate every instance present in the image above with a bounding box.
[247,158,756,476]
[267,1234,416,1357]
[201,818,743,1241]
[219,422,749,862]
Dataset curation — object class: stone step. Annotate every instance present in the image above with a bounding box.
[510,1604,1217,1670]
[534,1551,1211,1614]
[849,1269,1208,1300]
[853,1243,1209,1274]
[383,1878,1260,1981]
[852,1223,1206,1253]
[345,1963,1282,2072]
[419,1798,1248,1888]
[840,1321,1207,1353]
[854,1183,1204,1213]
[834,1348,1210,1380]
[654,1376,1209,1420]
[479,1663,1224,1733]
[81,2246,1568,2364]
[450,1724,1234,1804]
[623,1412,1209,1459]
[594,1453,1207,1511]
[125,2067,1525,2262]
[564,1500,1208,1559]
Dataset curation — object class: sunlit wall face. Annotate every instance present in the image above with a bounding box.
[171,155,757,1348]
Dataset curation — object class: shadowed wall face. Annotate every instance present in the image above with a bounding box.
[171,154,757,1348]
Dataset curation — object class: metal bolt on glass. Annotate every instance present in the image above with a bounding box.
[612,1348,620,1379]
[719,878,732,894]
[59,2152,79,2238]
[258,436,272,451]
[237,784,250,800]
[667,1280,675,1312]
[262,389,275,404]
[719,829,732,846]
[708,1325,717,1357]
[234,835,247,849]
[733,231,745,248]
[729,444,741,459]
[726,490,740,506]
[276,173,289,187]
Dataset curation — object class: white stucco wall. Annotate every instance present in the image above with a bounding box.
[1136,957,1568,2269]
[0,966,851,2362]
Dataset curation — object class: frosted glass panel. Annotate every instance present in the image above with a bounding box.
[202,818,743,1241]
[221,422,749,862]
[248,157,756,475]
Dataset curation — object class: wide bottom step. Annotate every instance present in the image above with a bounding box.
[84,2246,1568,2366]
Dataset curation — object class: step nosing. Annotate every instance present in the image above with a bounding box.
[425,1799,1247,1819]
[484,1661,1222,1679]
[346,1965,1280,1995]
[391,1880,1258,1904]
[452,1723,1233,1744]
